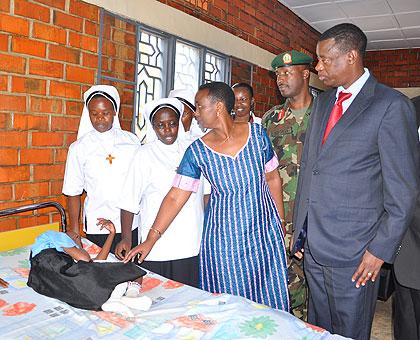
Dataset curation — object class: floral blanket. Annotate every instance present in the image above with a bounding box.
[0,240,349,339]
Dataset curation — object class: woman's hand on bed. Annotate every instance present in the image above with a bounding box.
[123,240,153,264]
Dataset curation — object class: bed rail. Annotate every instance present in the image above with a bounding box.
[0,201,67,231]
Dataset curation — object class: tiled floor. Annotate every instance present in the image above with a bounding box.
[371,297,393,340]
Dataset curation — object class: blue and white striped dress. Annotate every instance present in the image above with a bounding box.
[173,123,289,311]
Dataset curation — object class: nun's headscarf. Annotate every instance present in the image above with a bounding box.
[144,97,184,143]
[77,85,121,140]
[168,88,196,112]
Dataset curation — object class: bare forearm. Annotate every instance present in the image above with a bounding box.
[96,233,115,260]
[120,209,134,241]
[67,195,82,234]
[266,170,286,231]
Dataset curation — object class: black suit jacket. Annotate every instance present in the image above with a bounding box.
[394,95,420,289]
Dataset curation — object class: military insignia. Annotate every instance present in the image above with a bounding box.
[277,108,285,121]
[283,53,292,64]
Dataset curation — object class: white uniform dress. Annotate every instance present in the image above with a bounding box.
[62,85,141,247]
[63,127,141,235]
[119,97,209,286]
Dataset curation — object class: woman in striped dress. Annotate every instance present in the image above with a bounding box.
[125,82,289,311]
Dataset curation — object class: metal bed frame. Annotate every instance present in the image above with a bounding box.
[0,201,67,231]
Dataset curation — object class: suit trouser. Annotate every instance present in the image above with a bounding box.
[304,243,380,340]
[393,278,420,340]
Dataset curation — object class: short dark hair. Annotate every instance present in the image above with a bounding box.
[232,82,254,98]
[320,23,367,57]
[198,81,235,113]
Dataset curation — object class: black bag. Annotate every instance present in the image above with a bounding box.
[28,248,146,310]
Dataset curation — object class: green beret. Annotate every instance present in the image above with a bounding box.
[271,50,313,70]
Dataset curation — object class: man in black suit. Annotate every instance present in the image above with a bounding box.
[393,95,420,340]
[292,23,419,340]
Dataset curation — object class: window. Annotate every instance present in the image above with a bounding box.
[134,27,230,140]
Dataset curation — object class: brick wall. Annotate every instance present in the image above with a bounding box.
[365,48,420,88]
[159,0,320,117]
[0,0,136,231]
[0,0,321,232]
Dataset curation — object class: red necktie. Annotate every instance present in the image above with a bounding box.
[322,91,352,144]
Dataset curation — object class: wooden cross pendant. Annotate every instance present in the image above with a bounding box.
[106,154,115,164]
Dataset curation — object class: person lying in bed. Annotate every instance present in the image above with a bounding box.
[27,219,150,316]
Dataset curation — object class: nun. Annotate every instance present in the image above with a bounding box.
[62,85,141,255]
[168,88,206,140]
[118,97,209,288]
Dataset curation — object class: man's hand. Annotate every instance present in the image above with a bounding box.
[115,237,132,260]
[289,234,304,260]
[352,250,384,288]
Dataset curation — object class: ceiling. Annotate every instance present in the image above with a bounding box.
[278,0,420,50]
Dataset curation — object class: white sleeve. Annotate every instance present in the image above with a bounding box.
[62,143,84,196]
[117,150,145,214]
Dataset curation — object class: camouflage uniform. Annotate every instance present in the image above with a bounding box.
[262,98,312,320]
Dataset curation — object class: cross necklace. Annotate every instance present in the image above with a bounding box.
[106,154,115,164]
[98,129,116,165]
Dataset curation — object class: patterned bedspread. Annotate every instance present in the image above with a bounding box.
[0,240,349,339]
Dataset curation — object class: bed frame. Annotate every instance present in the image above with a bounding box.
[0,201,67,251]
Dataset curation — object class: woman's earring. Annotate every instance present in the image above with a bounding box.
[217,111,220,117]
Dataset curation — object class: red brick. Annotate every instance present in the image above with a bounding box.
[12,77,46,95]
[30,96,63,114]
[50,81,81,99]
[36,0,65,10]
[0,74,7,91]
[50,179,64,195]
[33,164,64,180]
[0,149,18,165]
[69,31,98,52]
[0,165,30,182]
[0,0,10,12]
[0,184,13,200]
[20,148,53,164]
[29,59,63,78]
[0,33,8,51]
[70,0,99,22]
[82,52,98,68]
[65,100,83,116]
[54,11,83,32]
[0,94,26,112]
[66,132,77,145]
[13,114,49,130]
[14,0,50,23]
[12,36,46,58]
[0,218,17,232]
[66,65,95,83]
[0,112,8,129]
[51,116,80,132]
[0,53,26,74]
[15,182,50,199]
[18,215,50,228]
[0,13,29,36]
[32,132,64,147]
[33,22,66,44]
[85,20,98,36]
[49,45,80,64]
[55,148,68,163]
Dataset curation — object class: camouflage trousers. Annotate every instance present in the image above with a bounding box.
[284,222,308,321]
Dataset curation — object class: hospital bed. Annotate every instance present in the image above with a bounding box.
[0,202,348,339]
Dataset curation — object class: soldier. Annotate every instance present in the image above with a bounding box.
[262,50,313,320]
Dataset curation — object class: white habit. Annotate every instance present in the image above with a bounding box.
[62,85,141,235]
